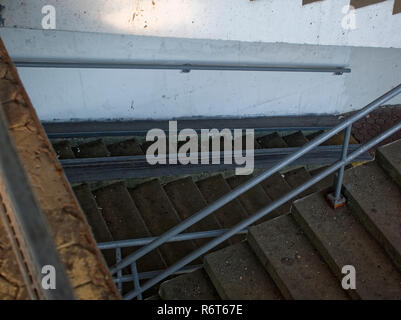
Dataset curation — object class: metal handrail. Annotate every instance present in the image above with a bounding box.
[13,59,351,75]
[111,83,401,276]
[107,83,401,299]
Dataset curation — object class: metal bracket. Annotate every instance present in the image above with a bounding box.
[327,192,347,209]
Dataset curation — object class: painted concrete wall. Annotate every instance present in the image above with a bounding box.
[1,1,401,121]
[1,27,400,122]
[2,0,401,48]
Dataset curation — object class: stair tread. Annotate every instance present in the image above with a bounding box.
[259,172,292,215]
[196,175,248,243]
[226,175,281,223]
[248,214,348,300]
[159,269,219,300]
[129,179,198,266]
[377,139,401,188]
[233,134,261,149]
[306,130,325,141]
[284,167,319,199]
[293,190,401,299]
[164,177,224,248]
[93,182,166,272]
[52,140,76,159]
[73,184,113,243]
[204,242,282,300]
[73,139,110,158]
[322,132,359,146]
[257,132,288,149]
[309,166,336,191]
[107,138,144,156]
[283,131,309,147]
[73,184,115,266]
[344,161,401,271]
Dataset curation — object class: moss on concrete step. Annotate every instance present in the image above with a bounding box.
[196,175,248,243]
[283,131,309,147]
[73,139,110,158]
[248,215,348,300]
[293,191,401,300]
[129,179,198,266]
[259,172,292,215]
[52,140,76,159]
[93,182,166,272]
[257,132,288,148]
[159,269,219,300]
[226,175,281,223]
[203,242,282,300]
[344,162,401,271]
[164,177,224,248]
[377,139,401,188]
[107,138,144,156]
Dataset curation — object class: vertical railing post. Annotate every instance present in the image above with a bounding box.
[327,125,352,208]
[131,262,142,300]
[115,248,123,294]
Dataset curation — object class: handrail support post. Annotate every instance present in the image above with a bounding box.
[327,125,352,209]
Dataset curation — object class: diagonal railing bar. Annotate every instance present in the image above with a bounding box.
[110,83,401,275]
[123,120,401,299]
[98,229,248,250]
[114,264,203,283]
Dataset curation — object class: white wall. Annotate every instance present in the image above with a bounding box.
[2,0,401,48]
[1,27,401,122]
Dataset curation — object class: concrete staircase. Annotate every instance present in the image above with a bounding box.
[158,138,401,300]
[52,130,370,298]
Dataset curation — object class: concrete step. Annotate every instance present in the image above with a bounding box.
[226,175,281,223]
[196,175,248,243]
[259,172,292,216]
[284,167,319,199]
[163,177,225,248]
[257,132,288,149]
[159,269,219,300]
[292,190,401,299]
[52,140,76,159]
[235,134,262,149]
[306,130,325,141]
[283,131,309,147]
[322,131,359,146]
[203,242,282,300]
[107,138,144,156]
[93,182,166,272]
[73,139,110,158]
[343,162,401,271]
[309,166,336,191]
[129,179,198,266]
[248,214,348,300]
[73,183,115,266]
[377,139,401,188]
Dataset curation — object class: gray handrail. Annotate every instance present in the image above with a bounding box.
[110,83,401,276]
[13,59,351,74]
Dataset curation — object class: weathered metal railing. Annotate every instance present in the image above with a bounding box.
[98,84,401,299]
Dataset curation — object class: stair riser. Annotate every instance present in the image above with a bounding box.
[344,188,401,272]
[247,233,293,299]
[376,150,401,189]
[291,206,358,300]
